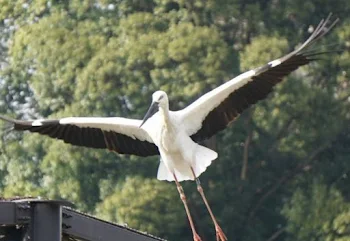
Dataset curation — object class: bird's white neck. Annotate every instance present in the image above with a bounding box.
[159,106,171,127]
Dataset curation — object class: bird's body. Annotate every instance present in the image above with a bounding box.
[0,15,339,241]
[141,101,218,181]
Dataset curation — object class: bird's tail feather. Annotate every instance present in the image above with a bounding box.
[157,160,193,182]
[192,145,218,178]
[157,161,173,181]
[157,145,218,182]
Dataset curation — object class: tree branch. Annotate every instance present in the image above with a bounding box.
[241,130,252,180]
[266,227,286,241]
[241,109,253,181]
[240,141,332,235]
[267,115,297,155]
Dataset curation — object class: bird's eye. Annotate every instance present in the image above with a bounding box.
[158,95,164,101]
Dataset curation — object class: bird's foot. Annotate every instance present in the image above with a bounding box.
[215,224,227,241]
[193,233,202,241]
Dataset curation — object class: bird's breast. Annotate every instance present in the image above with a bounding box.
[159,125,179,153]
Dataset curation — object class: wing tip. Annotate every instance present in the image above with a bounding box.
[0,115,16,123]
[300,13,339,51]
[0,115,38,131]
[254,13,339,76]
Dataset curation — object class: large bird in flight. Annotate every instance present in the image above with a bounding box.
[0,15,338,241]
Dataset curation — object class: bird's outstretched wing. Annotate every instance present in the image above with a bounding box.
[177,14,338,142]
[0,115,159,156]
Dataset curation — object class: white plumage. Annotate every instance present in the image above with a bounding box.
[0,15,338,241]
[140,91,218,181]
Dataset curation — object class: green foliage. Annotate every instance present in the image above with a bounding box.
[96,176,186,239]
[0,1,349,241]
[10,10,110,114]
[282,179,350,241]
[240,35,288,71]
[332,212,350,241]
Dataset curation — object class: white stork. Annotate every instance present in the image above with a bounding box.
[0,15,338,241]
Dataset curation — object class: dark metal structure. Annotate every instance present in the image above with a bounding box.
[0,198,166,241]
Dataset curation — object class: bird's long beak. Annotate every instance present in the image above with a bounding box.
[139,102,158,128]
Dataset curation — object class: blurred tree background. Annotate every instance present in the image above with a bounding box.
[0,0,349,240]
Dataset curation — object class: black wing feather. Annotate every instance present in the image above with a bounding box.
[1,117,159,157]
[191,16,338,142]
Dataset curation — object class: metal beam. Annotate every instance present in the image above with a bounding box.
[62,208,165,241]
[30,201,62,241]
[0,199,165,241]
[13,199,73,241]
[0,226,26,241]
[0,202,17,225]
[0,201,31,225]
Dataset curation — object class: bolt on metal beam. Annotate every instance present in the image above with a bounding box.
[14,199,73,241]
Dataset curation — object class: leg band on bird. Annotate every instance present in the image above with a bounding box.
[176,185,186,201]
[195,177,201,186]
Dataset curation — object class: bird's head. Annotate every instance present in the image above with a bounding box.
[152,90,168,108]
[139,90,168,128]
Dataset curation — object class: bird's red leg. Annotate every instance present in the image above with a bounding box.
[191,168,227,241]
[173,174,202,241]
